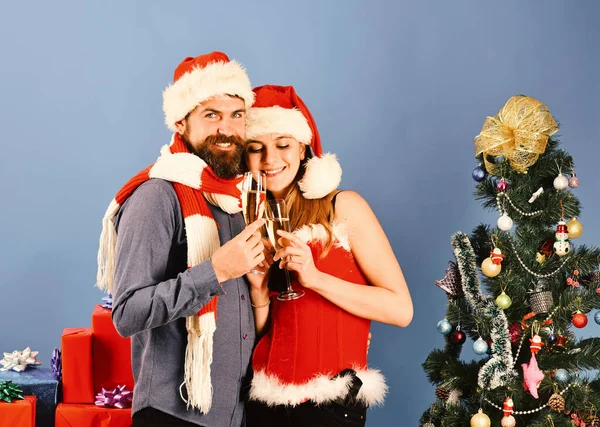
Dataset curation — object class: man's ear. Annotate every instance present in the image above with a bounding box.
[174,118,186,135]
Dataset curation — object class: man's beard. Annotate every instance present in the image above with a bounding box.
[182,133,245,179]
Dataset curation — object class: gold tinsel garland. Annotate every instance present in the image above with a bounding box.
[474,95,558,175]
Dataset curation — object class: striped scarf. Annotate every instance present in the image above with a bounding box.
[96,133,243,413]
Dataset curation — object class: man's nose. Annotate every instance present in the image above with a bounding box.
[217,118,235,136]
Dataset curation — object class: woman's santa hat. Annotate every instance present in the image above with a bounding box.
[162,51,255,132]
[246,85,342,199]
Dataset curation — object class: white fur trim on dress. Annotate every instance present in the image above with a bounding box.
[246,106,312,144]
[249,369,387,407]
[293,222,351,252]
[162,60,254,132]
[299,153,342,199]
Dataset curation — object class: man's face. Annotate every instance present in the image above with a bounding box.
[175,95,246,179]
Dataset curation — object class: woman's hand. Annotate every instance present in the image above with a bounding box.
[245,238,274,293]
[273,230,321,289]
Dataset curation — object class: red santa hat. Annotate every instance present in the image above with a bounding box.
[162,52,255,132]
[246,85,342,199]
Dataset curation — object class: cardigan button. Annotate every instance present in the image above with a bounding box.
[243,333,248,340]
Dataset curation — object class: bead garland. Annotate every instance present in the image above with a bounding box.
[484,383,575,415]
[511,334,527,369]
[497,192,544,217]
[508,237,570,278]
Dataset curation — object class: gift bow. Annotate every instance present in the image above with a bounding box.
[474,95,558,175]
[0,347,42,372]
[0,380,25,403]
[95,385,133,409]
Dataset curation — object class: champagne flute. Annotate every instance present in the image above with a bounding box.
[266,199,305,301]
[241,172,267,274]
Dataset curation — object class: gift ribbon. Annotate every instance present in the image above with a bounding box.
[102,294,113,310]
[0,380,25,403]
[95,385,133,409]
[51,348,62,381]
[0,347,42,372]
[474,95,558,175]
[521,312,553,330]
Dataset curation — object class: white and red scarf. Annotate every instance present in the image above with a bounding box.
[96,133,242,413]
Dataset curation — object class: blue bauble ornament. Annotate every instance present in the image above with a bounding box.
[548,332,557,345]
[555,369,569,383]
[437,319,452,335]
[595,311,600,325]
[473,337,489,355]
[472,166,486,182]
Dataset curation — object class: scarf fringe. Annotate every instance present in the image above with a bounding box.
[184,313,217,413]
[96,199,120,293]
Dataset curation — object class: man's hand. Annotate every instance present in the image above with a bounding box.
[211,218,266,284]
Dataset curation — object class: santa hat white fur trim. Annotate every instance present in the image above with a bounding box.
[246,106,312,144]
[162,60,254,132]
[249,368,387,407]
[299,153,342,199]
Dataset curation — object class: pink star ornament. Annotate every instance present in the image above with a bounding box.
[522,353,544,398]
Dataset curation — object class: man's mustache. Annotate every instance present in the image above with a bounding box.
[204,134,244,147]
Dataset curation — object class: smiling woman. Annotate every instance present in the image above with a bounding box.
[243,85,414,427]
[246,134,306,198]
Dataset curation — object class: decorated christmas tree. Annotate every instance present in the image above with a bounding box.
[421,95,600,427]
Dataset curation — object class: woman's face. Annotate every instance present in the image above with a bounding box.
[246,133,306,199]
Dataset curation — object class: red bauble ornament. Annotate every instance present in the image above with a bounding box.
[508,322,522,345]
[572,311,588,328]
[497,178,509,192]
[450,329,466,345]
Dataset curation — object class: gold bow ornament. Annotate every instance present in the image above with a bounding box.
[474,95,559,175]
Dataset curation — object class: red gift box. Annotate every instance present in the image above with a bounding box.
[0,395,36,427]
[91,305,134,391]
[62,327,95,403]
[55,403,132,427]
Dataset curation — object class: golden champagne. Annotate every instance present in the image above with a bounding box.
[266,218,290,250]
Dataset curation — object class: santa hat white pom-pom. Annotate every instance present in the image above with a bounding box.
[299,153,342,199]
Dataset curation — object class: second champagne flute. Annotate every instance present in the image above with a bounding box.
[266,199,304,301]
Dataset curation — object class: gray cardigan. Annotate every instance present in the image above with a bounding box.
[112,178,255,427]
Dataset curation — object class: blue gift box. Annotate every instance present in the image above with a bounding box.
[0,367,58,427]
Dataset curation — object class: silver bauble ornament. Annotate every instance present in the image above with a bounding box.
[554,174,569,190]
[554,368,569,383]
[473,337,489,355]
[497,213,513,231]
[437,319,452,335]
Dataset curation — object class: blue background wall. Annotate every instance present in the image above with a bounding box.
[1,1,599,425]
